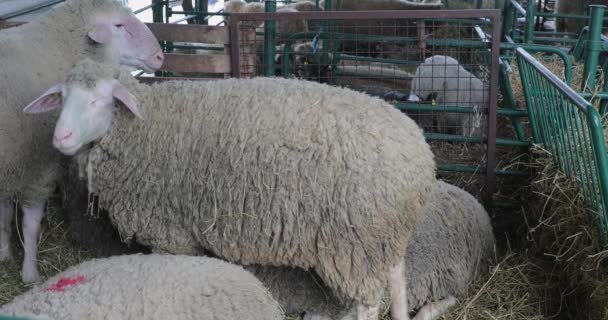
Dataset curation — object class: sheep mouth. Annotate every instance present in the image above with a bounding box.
[54,142,84,156]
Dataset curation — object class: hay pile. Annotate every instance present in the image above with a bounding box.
[519,145,608,319]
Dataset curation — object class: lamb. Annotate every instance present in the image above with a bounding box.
[0,0,163,284]
[247,180,496,320]
[25,58,437,320]
[407,55,489,137]
[0,254,284,320]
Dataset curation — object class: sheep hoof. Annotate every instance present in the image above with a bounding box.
[22,264,41,284]
[303,313,333,320]
[412,296,458,320]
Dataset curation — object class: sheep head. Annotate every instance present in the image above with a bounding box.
[23,60,141,156]
[86,1,164,72]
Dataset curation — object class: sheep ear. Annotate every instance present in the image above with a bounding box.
[87,23,112,44]
[23,84,63,114]
[112,82,143,120]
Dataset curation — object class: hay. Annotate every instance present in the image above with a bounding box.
[0,197,95,305]
[508,53,601,109]
[438,253,549,320]
[519,145,608,319]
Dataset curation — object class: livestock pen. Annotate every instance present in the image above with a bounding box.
[6,0,608,319]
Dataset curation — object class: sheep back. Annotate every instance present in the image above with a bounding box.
[87,76,436,303]
[0,254,284,320]
[245,180,495,319]
[406,180,496,308]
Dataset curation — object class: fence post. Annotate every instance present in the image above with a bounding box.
[263,0,277,77]
[501,0,514,41]
[195,0,208,25]
[524,0,535,44]
[582,5,605,94]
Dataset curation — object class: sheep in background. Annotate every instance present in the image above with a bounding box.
[0,0,163,284]
[284,1,321,11]
[224,0,308,35]
[0,254,284,320]
[407,55,489,137]
[26,59,437,320]
[248,180,496,320]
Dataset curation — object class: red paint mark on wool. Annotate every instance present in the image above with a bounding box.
[45,275,86,292]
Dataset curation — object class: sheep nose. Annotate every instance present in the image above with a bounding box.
[54,131,73,144]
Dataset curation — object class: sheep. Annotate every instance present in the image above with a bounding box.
[25,58,437,320]
[224,0,308,35]
[0,253,284,320]
[0,0,163,284]
[247,180,496,320]
[284,1,322,11]
[407,55,489,137]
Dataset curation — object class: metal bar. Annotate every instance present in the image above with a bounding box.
[510,0,526,16]
[229,15,241,78]
[0,0,64,20]
[134,3,155,15]
[195,0,208,24]
[424,132,531,146]
[228,9,502,22]
[524,0,535,44]
[263,1,277,77]
[582,5,605,93]
[485,12,501,207]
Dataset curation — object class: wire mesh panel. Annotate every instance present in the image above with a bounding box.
[228,10,501,202]
[516,47,608,244]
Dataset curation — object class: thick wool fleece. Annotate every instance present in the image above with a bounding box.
[75,61,436,304]
[0,0,129,204]
[0,254,284,320]
[410,55,489,137]
[247,180,496,319]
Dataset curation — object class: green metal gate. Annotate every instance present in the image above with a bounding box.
[517,47,608,245]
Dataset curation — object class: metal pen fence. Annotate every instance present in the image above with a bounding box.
[516,47,608,244]
[228,9,501,203]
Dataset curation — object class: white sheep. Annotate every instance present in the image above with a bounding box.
[25,59,437,320]
[408,55,489,137]
[0,254,284,320]
[248,180,496,320]
[224,0,308,34]
[0,0,163,284]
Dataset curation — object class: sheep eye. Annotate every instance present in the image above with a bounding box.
[114,24,123,28]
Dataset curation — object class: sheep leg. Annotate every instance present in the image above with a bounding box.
[356,303,379,320]
[21,203,45,283]
[411,296,457,320]
[389,260,410,320]
[0,198,14,261]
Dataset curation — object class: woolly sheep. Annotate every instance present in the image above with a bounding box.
[284,1,321,11]
[224,0,308,35]
[0,254,284,320]
[407,55,489,137]
[248,180,496,320]
[0,0,163,284]
[26,59,437,320]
